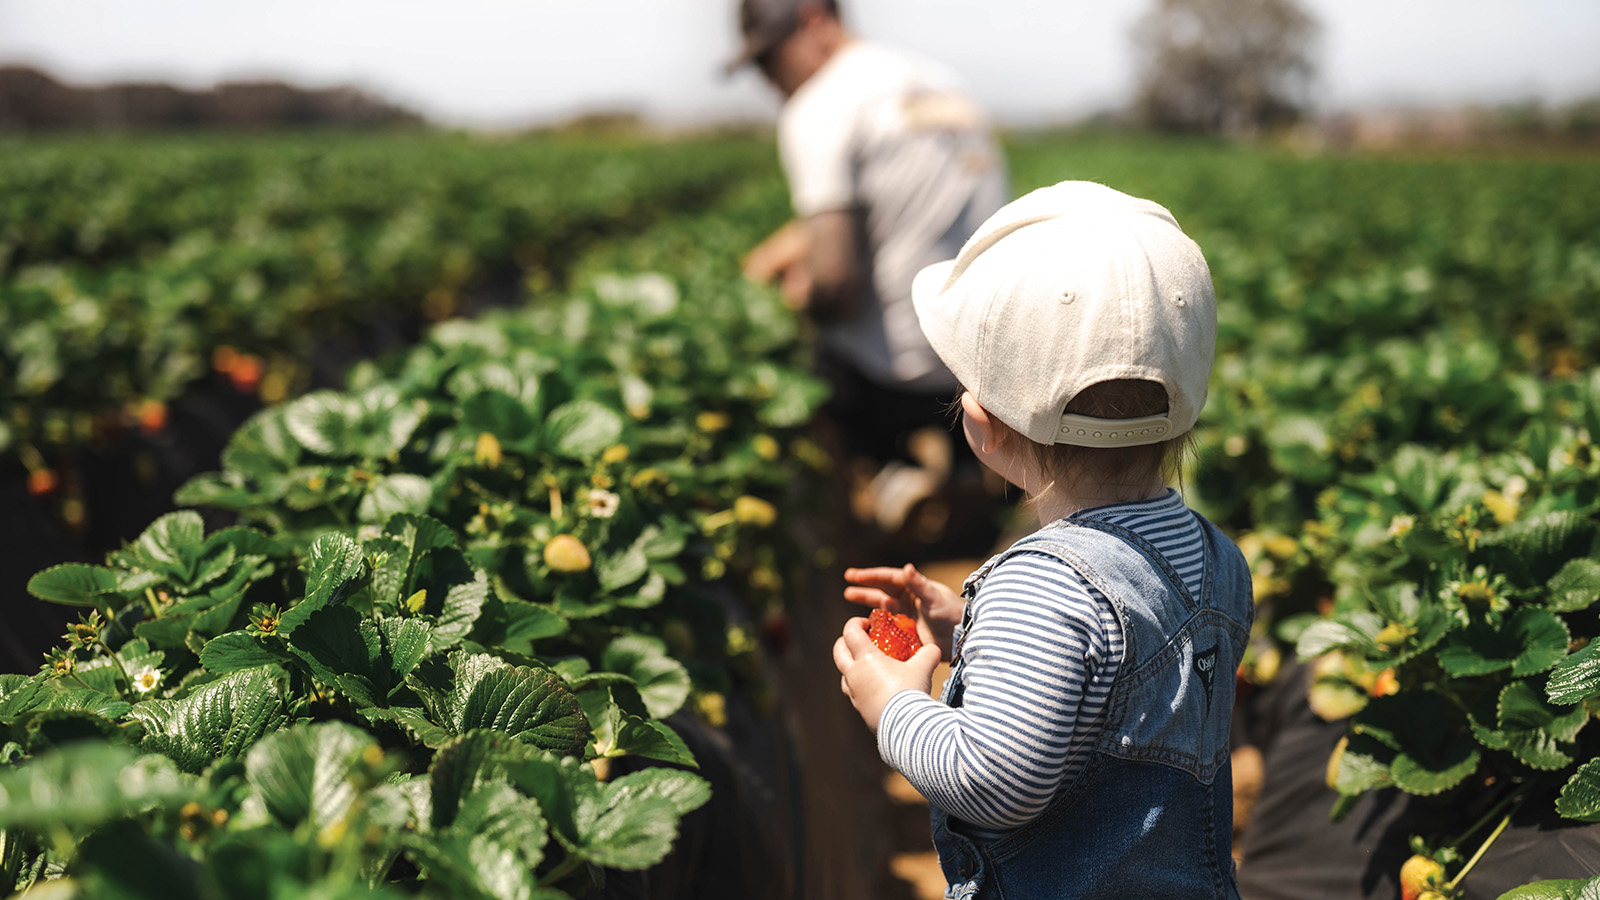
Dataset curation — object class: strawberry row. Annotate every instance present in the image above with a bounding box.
[1,154,821,898]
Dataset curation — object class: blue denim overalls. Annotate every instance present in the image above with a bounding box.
[931,509,1254,899]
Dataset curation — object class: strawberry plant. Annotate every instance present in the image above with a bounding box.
[1,132,776,539]
[5,509,707,898]
[2,140,822,896]
[1279,371,1600,895]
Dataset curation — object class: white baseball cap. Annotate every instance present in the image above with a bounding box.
[911,181,1217,449]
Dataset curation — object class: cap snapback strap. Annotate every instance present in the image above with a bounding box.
[1053,413,1174,448]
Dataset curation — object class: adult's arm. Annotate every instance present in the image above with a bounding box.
[743,210,869,321]
[801,208,869,322]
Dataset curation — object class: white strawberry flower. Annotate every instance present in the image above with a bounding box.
[584,489,621,519]
[132,665,161,694]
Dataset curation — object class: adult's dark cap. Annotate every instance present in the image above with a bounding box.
[722,0,832,76]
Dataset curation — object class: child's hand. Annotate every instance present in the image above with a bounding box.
[843,564,963,658]
[833,616,942,733]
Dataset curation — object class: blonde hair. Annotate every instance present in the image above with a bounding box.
[967,379,1196,507]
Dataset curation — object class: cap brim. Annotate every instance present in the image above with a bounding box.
[910,258,967,385]
[721,27,789,78]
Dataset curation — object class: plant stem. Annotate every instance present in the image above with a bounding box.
[96,639,134,696]
[537,855,584,889]
[67,670,99,693]
[1447,783,1527,849]
[1447,797,1522,890]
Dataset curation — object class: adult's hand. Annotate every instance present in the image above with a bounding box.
[741,220,810,284]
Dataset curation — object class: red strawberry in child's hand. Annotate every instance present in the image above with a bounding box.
[867,609,922,661]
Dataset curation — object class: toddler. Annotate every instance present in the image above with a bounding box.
[833,181,1254,899]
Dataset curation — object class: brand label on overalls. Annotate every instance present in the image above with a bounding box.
[1193,646,1219,711]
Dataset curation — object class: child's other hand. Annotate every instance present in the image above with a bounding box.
[843,564,962,657]
[833,616,942,733]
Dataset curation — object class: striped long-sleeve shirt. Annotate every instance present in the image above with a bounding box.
[876,490,1207,840]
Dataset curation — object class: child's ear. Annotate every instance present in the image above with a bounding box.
[959,392,1003,454]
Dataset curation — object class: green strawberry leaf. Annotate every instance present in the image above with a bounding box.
[277,532,365,635]
[358,474,434,524]
[544,399,623,460]
[27,563,123,606]
[634,524,687,561]
[1548,639,1600,706]
[73,639,164,696]
[1389,734,1480,796]
[579,685,694,766]
[600,635,691,720]
[221,407,303,478]
[1295,610,1381,658]
[1438,607,1571,678]
[1478,510,1593,589]
[15,690,132,720]
[0,673,49,719]
[1555,759,1600,823]
[616,570,668,610]
[1496,680,1587,770]
[562,768,711,870]
[494,598,569,654]
[407,780,549,900]
[284,391,363,458]
[1495,877,1600,900]
[112,511,207,583]
[596,542,649,594]
[199,632,295,674]
[10,707,126,752]
[461,389,540,446]
[429,730,513,830]
[360,706,451,750]
[1351,692,1449,752]
[369,513,456,606]
[502,753,585,852]
[1350,693,1480,796]
[129,666,288,773]
[245,721,380,831]
[200,526,286,560]
[287,604,385,691]
[455,665,589,755]
[187,543,237,592]
[0,743,194,831]
[425,552,489,652]
[288,606,433,707]
[1545,558,1600,613]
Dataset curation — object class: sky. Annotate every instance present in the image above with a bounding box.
[0,0,1595,130]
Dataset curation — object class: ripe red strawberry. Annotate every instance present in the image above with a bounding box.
[867,609,921,661]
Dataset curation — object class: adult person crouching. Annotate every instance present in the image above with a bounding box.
[729,0,1009,552]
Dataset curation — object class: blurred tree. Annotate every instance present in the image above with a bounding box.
[1131,0,1319,135]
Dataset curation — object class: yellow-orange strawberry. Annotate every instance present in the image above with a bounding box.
[543,535,592,572]
[1400,854,1446,900]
